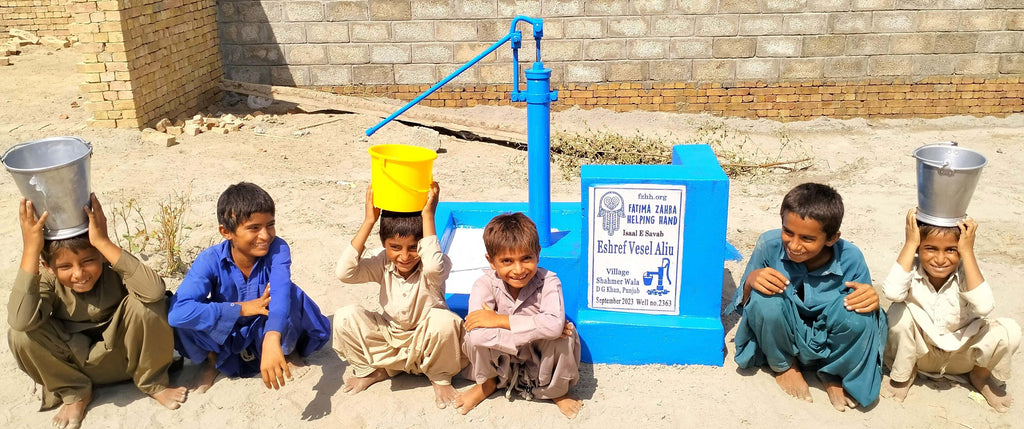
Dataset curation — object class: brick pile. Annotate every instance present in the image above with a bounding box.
[69,0,223,129]
[0,0,72,38]
[317,76,1024,121]
[143,113,247,146]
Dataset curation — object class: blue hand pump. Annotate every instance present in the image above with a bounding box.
[366,16,558,247]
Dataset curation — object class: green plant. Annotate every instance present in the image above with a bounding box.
[551,129,672,179]
[110,187,200,277]
[109,198,149,253]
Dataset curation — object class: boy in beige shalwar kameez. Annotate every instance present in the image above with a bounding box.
[881,209,1020,412]
[8,195,186,429]
[332,183,464,408]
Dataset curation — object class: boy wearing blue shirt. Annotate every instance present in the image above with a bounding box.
[168,182,331,392]
[724,183,887,411]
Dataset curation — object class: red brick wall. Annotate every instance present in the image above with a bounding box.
[315,76,1024,121]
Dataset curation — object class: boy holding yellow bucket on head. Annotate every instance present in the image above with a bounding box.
[332,144,465,409]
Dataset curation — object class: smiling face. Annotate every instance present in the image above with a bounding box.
[918,231,960,289]
[45,247,105,293]
[487,247,539,296]
[383,235,421,278]
[781,212,840,272]
[221,212,275,266]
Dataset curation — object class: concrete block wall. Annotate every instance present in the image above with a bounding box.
[0,0,73,37]
[70,0,223,128]
[219,1,1024,120]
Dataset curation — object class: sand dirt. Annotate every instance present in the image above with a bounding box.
[1,45,1022,429]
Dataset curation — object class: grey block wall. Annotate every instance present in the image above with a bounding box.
[218,0,1024,86]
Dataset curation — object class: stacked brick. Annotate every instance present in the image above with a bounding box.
[221,0,1024,120]
[70,0,222,128]
[0,0,72,38]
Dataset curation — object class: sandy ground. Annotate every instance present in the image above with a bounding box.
[1,45,1023,429]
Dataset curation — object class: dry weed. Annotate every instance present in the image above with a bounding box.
[551,129,672,179]
[682,118,813,177]
[152,187,196,276]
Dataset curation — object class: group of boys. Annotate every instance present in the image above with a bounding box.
[725,183,1019,413]
[7,178,1019,428]
[9,180,581,429]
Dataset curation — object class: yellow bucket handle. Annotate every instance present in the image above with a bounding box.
[381,158,432,193]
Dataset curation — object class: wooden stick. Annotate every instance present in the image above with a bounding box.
[297,116,347,130]
[720,158,812,169]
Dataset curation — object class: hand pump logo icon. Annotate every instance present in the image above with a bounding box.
[597,191,624,236]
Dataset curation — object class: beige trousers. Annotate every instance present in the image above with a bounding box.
[332,305,464,384]
[885,302,1021,383]
[7,297,174,409]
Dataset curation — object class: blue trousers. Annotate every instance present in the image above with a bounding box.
[734,290,887,406]
[173,286,330,377]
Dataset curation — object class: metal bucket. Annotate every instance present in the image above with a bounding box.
[2,137,93,239]
[913,141,986,227]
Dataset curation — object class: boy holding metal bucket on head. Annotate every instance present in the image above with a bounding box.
[8,194,187,429]
[881,208,1020,412]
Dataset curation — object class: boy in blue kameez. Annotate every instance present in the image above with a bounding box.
[724,183,887,411]
[168,182,331,392]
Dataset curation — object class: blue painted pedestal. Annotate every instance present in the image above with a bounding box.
[439,144,729,366]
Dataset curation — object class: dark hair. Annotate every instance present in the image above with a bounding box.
[483,212,540,258]
[918,221,960,242]
[379,210,423,243]
[41,233,94,266]
[780,183,844,238]
[217,182,275,232]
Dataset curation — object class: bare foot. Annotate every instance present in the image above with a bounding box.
[432,381,457,409]
[774,366,812,402]
[193,353,220,394]
[970,366,1013,413]
[552,395,583,419]
[822,379,858,411]
[455,378,497,415]
[342,368,388,394]
[880,373,915,403]
[150,386,188,410]
[53,391,91,429]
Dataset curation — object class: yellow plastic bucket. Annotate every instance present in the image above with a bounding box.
[369,144,437,212]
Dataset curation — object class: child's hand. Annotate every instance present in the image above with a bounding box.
[363,185,381,224]
[957,217,977,256]
[422,181,440,217]
[464,303,509,331]
[747,267,790,295]
[84,193,113,247]
[904,208,921,248]
[561,321,575,339]
[19,199,48,254]
[260,331,291,390]
[844,281,879,313]
[238,284,271,317]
